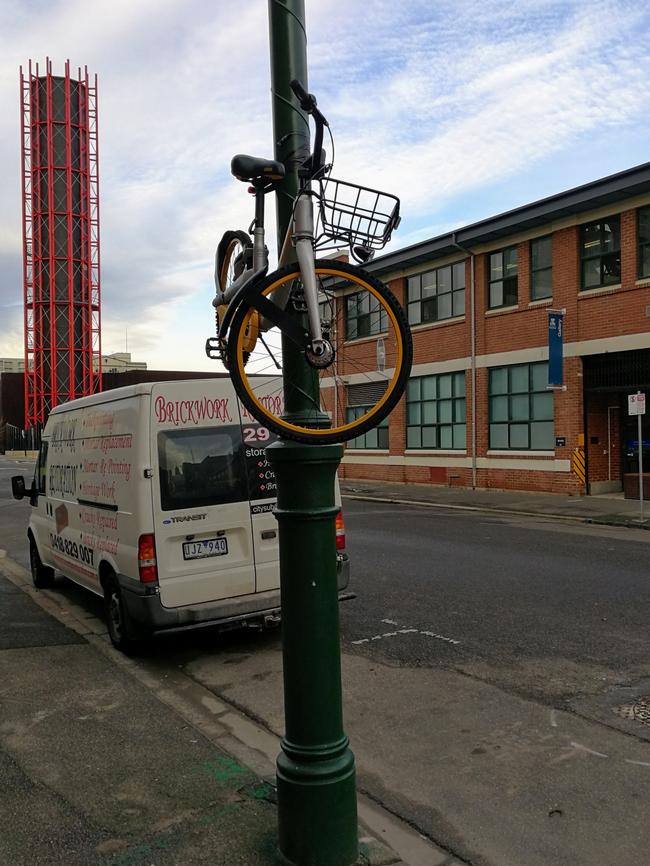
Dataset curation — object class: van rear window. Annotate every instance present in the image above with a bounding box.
[158,426,248,511]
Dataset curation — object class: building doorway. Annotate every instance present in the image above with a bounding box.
[582,348,650,496]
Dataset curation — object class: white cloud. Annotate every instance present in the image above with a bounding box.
[0,0,649,370]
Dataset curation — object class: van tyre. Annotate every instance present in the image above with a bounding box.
[30,538,55,589]
[104,578,140,655]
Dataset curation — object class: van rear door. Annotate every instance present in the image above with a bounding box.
[151,382,255,608]
[241,420,280,593]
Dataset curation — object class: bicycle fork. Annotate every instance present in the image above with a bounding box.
[291,192,331,363]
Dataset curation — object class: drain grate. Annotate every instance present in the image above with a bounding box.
[612,695,650,725]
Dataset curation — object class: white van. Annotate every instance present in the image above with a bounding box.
[11,378,350,652]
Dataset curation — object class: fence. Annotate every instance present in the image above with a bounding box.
[3,423,41,453]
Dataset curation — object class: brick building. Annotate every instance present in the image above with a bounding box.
[340,161,650,496]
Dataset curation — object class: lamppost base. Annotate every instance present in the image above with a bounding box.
[277,740,357,866]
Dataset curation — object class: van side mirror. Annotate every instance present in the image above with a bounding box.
[11,476,26,500]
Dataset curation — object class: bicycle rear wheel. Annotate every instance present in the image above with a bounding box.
[226,260,412,444]
[216,230,258,357]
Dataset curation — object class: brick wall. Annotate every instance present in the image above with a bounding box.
[343,199,650,495]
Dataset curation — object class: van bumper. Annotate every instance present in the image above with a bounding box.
[119,551,350,634]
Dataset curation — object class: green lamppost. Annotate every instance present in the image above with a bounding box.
[266,2,358,865]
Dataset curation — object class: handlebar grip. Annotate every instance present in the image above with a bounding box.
[290,79,311,108]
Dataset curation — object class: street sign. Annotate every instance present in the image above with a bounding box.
[548,310,565,388]
[628,392,646,523]
[628,392,646,416]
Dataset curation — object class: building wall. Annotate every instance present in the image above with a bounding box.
[341,197,650,494]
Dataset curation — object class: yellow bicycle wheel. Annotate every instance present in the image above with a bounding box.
[226,260,412,444]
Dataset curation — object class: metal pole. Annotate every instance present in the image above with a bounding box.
[638,396,644,522]
[266,3,358,865]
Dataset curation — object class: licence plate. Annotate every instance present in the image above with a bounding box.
[182,537,228,560]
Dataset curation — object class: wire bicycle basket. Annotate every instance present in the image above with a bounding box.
[317,177,401,251]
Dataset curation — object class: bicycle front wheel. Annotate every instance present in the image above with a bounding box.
[226,260,412,444]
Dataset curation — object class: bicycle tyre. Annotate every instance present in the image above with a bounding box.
[216,230,257,359]
[217,230,252,293]
[226,260,412,444]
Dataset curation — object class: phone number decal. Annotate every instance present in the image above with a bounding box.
[49,533,95,566]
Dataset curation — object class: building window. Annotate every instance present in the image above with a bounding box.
[406,372,466,449]
[580,216,620,290]
[489,362,553,450]
[488,246,518,309]
[531,236,552,300]
[346,407,388,449]
[638,207,650,279]
[406,262,465,325]
[345,291,387,340]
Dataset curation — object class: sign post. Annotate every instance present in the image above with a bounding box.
[628,391,646,523]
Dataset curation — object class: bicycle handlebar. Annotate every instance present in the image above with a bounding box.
[290,79,328,176]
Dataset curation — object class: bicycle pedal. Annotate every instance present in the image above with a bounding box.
[290,290,308,312]
[205,337,222,360]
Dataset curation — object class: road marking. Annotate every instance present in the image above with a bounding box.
[420,630,461,645]
[571,741,609,758]
[352,619,461,647]
[625,759,650,768]
[549,710,558,727]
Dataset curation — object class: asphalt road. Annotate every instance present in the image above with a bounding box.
[0,456,33,571]
[340,500,650,702]
[4,455,650,705]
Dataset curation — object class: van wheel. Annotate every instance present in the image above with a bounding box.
[30,538,55,589]
[104,579,139,655]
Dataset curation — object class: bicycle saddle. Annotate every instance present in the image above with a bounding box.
[231,154,285,183]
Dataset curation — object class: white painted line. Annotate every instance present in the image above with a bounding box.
[381,618,398,625]
[549,710,558,728]
[352,624,461,647]
[625,759,650,768]
[420,630,461,645]
[571,741,609,758]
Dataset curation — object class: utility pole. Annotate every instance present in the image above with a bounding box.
[266,2,358,865]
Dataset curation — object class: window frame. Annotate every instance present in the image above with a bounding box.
[37,440,48,494]
[406,371,467,450]
[488,362,554,451]
[487,246,518,309]
[530,235,552,301]
[406,261,466,326]
[345,406,389,449]
[344,291,387,341]
[638,206,650,279]
[579,216,621,291]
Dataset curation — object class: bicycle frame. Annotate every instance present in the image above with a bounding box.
[214,182,324,349]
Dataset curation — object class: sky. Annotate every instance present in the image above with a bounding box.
[1,0,650,371]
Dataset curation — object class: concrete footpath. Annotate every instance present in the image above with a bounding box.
[340,478,649,528]
[0,554,450,866]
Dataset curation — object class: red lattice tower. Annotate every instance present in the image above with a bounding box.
[20,58,101,428]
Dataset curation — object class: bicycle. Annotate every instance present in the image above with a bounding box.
[205,79,412,445]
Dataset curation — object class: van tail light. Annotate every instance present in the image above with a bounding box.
[335,510,346,551]
[138,533,159,584]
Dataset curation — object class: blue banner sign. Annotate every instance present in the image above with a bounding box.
[548,310,564,387]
